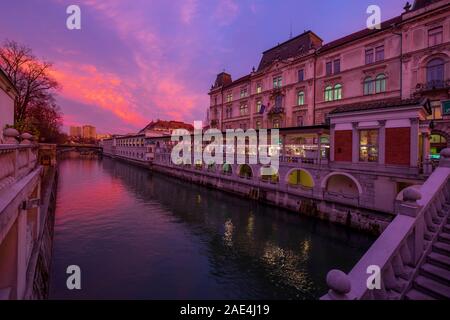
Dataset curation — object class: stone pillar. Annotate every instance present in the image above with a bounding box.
[352,122,359,163]
[410,118,419,168]
[422,132,432,174]
[439,148,450,167]
[317,133,322,164]
[330,124,335,162]
[16,209,28,299]
[378,120,386,165]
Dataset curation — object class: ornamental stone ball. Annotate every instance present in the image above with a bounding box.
[440,148,450,159]
[3,128,19,144]
[326,269,351,294]
[403,187,422,203]
[20,132,33,145]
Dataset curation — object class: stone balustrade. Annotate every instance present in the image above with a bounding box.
[0,128,38,192]
[321,148,450,300]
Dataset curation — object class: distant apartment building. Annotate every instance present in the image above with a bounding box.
[69,126,82,138]
[0,67,17,143]
[82,125,96,140]
[207,0,450,158]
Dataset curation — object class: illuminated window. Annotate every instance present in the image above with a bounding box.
[364,76,373,95]
[239,104,248,116]
[428,26,443,47]
[359,129,379,162]
[375,74,386,93]
[334,84,342,100]
[273,76,282,88]
[273,119,280,128]
[297,91,305,105]
[226,92,233,102]
[256,100,262,113]
[324,86,333,101]
[240,88,248,98]
[256,83,262,93]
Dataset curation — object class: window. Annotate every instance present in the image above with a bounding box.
[375,74,386,93]
[214,96,217,105]
[298,69,304,82]
[256,83,262,94]
[297,91,305,105]
[239,104,248,116]
[326,62,332,76]
[333,59,341,74]
[334,84,342,100]
[256,120,261,130]
[226,107,232,118]
[240,88,248,98]
[256,100,262,113]
[324,86,333,101]
[226,92,233,102]
[275,95,283,108]
[273,119,280,128]
[428,26,443,47]
[375,46,384,62]
[427,58,445,84]
[364,76,373,95]
[273,76,282,88]
[365,48,374,64]
[359,129,379,162]
[297,116,303,127]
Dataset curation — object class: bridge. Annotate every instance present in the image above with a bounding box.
[57,144,103,157]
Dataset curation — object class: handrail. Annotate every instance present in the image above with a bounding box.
[321,148,450,300]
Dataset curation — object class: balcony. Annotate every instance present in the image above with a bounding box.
[415,79,450,93]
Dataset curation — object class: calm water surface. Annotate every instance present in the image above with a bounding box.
[49,158,373,299]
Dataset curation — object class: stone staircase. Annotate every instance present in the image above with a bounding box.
[405,212,450,300]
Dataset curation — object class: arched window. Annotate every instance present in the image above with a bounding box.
[375,74,386,93]
[427,58,445,85]
[364,77,373,95]
[334,84,342,100]
[297,91,305,105]
[324,86,333,101]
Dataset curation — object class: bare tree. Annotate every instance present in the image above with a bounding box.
[0,40,62,140]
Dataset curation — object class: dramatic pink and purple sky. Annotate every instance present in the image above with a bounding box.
[0,0,405,134]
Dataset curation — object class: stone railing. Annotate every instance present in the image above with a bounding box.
[321,148,450,300]
[0,128,38,192]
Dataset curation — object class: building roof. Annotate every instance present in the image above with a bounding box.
[257,30,322,71]
[329,98,431,115]
[139,120,194,133]
[320,16,402,53]
[412,0,443,10]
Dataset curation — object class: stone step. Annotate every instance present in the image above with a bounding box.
[433,241,450,255]
[428,252,450,270]
[442,224,450,234]
[439,233,450,244]
[414,275,450,299]
[404,288,436,300]
[420,263,450,285]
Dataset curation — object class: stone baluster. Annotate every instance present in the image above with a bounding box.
[399,188,423,265]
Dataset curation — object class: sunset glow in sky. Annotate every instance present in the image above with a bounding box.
[0,0,404,134]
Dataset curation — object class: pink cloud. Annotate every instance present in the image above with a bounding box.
[213,0,240,26]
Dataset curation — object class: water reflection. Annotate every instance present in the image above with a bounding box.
[49,158,374,299]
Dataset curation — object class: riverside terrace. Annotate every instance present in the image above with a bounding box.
[101,97,438,234]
